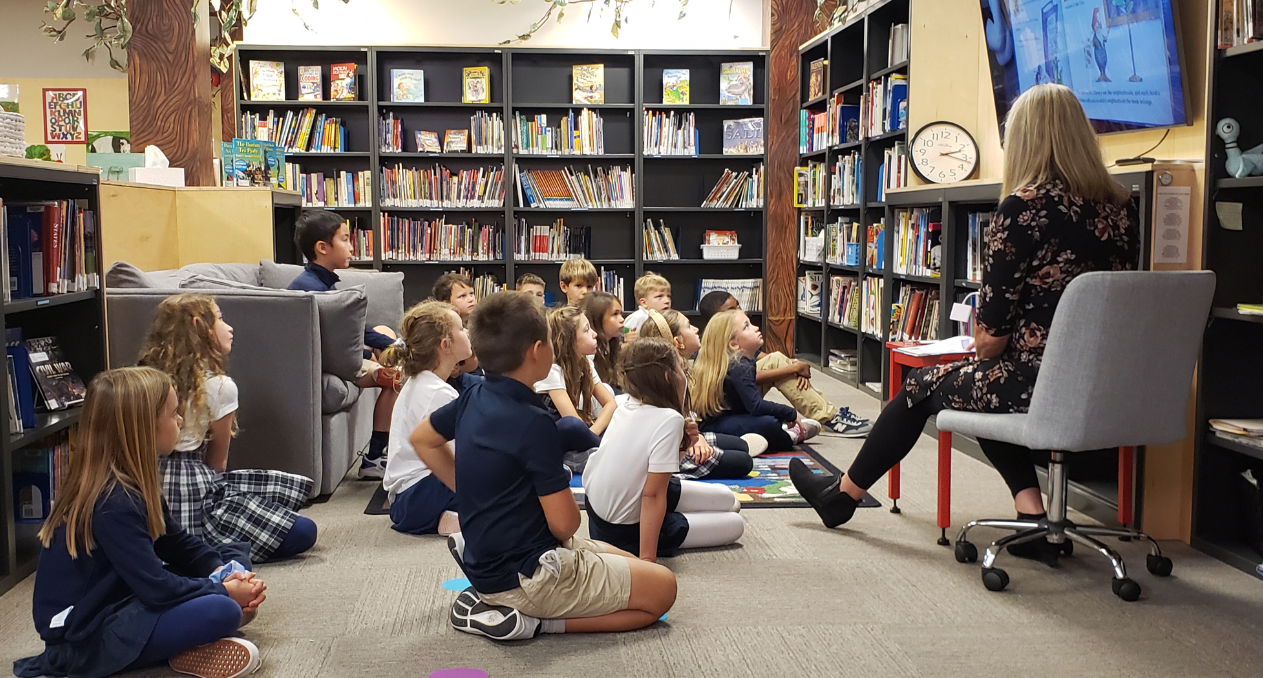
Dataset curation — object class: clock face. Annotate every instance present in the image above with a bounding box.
[909,122,979,184]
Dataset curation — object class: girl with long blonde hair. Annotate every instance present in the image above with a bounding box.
[17,367,267,678]
[534,305,618,471]
[691,310,815,452]
[792,84,1138,556]
[138,293,317,563]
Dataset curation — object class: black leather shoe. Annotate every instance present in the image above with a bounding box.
[789,458,858,528]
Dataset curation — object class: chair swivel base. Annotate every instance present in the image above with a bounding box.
[952,516,1173,601]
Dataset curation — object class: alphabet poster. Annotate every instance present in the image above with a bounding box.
[43,89,87,145]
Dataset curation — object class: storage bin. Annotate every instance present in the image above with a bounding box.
[701,243,741,260]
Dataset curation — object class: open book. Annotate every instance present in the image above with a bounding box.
[893,335,974,357]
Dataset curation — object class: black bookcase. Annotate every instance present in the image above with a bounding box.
[236,45,767,314]
[0,159,107,595]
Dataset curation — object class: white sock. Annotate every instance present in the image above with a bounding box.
[676,479,741,512]
[540,618,565,634]
[679,512,745,549]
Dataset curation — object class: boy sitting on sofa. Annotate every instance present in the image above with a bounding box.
[288,211,402,478]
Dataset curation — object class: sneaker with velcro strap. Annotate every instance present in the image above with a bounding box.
[450,586,541,641]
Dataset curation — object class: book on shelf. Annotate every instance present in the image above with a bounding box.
[794,162,826,208]
[13,433,73,523]
[828,275,862,328]
[888,23,910,65]
[380,113,403,153]
[7,354,21,434]
[826,217,861,266]
[799,213,824,261]
[293,169,373,208]
[241,108,347,153]
[799,108,828,154]
[890,286,941,342]
[966,211,992,283]
[444,129,469,153]
[860,74,908,138]
[514,165,635,209]
[1219,0,1263,48]
[828,347,858,375]
[298,66,322,101]
[663,69,690,104]
[515,218,591,261]
[892,208,940,278]
[828,94,861,145]
[643,219,680,261]
[5,201,99,298]
[798,270,824,316]
[866,219,885,270]
[698,278,762,312]
[1237,303,1263,316]
[416,130,442,153]
[720,61,754,105]
[248,60,285,101]
[515,110,605,155]
[723,118,764,155]
[6,330,35,430]
[380,215,505,262]
[643,110,696,155]
[572,64,605,105]
[380,163,505,208]
[831,150,861,206]
[469,111,505,154]
[25,336,86,411]
[348,217,373,260]
[595,267,624,305]
[463,67,491,104]
[701,164,764,209]
[861,275,883,336]
[391,69,425,103]
[330,62,358,101]
[877,142,908,201]
[1210,419,1263,436]
[808,58,827,100]
[704,230,739,246]
[0,198,8,303]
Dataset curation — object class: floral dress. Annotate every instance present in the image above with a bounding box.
[904,179,1139,413]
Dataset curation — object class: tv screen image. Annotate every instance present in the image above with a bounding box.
[981,0,1188,134]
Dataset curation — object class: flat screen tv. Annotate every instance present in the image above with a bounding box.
[980,0,1189,134]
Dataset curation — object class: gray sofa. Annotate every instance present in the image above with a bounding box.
[105,260,405,496]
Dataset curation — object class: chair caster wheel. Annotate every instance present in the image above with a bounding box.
[955,541,978,563]
[1060,540,1073,557]
[982,567,1009,592]
[1112,577,1141,601]
[1146,554,1173,577]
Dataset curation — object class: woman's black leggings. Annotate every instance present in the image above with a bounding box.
[846,388,1041,499]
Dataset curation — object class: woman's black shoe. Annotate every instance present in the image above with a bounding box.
[789,458,858,528]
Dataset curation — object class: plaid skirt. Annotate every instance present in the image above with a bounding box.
[677,432,726,479]
[160,444,313,562]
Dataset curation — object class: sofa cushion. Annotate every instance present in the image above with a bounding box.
[320,373,362,414]
[179,274,260,291]
[259,260,405,330]
[311,286,370,382]
[105,261,159,288]
[180,263,260,286]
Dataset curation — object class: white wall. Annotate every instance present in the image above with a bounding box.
[242,0,766,49]
[0,0,128,78]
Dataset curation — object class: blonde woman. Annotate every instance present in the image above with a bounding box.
[791,84,1139,563]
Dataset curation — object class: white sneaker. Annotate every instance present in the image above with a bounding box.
[357,452,387,480]
[800,418,822,442]
[741,433,769,458]
[169,638,261,678]
[450,587,541,641]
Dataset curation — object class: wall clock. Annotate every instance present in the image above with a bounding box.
[909,121,978,184]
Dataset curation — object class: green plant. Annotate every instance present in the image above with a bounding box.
[500,0,692,44]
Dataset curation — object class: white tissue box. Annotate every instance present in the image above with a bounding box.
[128,167,185,187]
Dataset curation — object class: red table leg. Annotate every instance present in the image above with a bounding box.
[1118,446,1134,527]
[887,350,902,514]
[937,430,952,545]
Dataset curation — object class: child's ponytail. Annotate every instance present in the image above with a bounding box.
[378,300,461,378]
[618,337,685,414]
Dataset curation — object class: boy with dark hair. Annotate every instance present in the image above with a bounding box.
[288,210,402,478]
[516,273,547,304]
[410,291,676,641]
[558,258,598,306]
[696,291,872,438]
[432,272,477,321]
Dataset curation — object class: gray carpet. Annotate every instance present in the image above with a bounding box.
[3,373,1262,677]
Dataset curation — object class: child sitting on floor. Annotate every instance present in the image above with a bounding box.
[581,290,624,389]
[16,367,267,678]
[287,210,401,478]
[693,309,820,451]
[138,294,318,563]
[698,290,871,437]
[559,258,598,307]
[516,272,547,305]
[377,301,471,536]
[536,306,618,472]
[409,291,676,640]
[433,272,483,389]
[622,272,672,338]
[582,338,746,559]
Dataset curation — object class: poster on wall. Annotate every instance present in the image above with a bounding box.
[87,130,130,153]
[43,88,87,144]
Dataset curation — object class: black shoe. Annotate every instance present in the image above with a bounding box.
[789,458,858,528]
[450,587,541,641]
[1006,537,1061,566]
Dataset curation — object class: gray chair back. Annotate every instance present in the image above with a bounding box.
[1019,271,1215,451]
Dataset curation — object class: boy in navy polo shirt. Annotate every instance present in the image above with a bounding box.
[410,291,676,640]
[289,210,402,478]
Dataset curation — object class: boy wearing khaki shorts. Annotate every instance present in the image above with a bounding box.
[410,291,676,639]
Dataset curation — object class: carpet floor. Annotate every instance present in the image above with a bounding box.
[3,373,1261,677]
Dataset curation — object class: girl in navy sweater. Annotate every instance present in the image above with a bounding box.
[692,310,820,451]
[15,367,267,678]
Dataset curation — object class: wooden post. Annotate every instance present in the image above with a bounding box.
[127,0,215,186]
[220,24,244,145]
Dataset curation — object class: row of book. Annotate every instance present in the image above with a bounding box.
[797,270,823,316]
[660,61,756,105]
[892,208,941,278]
[247,60,358,102]
[1218,1,1263,49]
[799,213,824,262]
[888,23,910,66]
[643,219,680,261]
[380,112,505,154]
[11,429,73,523]
[644,110,697,156]
[699,279,762,312]
[514,166,635,209]
[378,216,505,262]
[867,219,886,270]
[514,110,605,155]
[861,276,883,336]
[702,165,764,208]
[890,285,941,342]
[800,108,829,155]
[515,218,591,261]
[3,200,100,301]
[351,222,373,261]
[826,94,862,147]
[289,169,373,208]
[828,275,861,329]
[860,74,908,139]
[794,162,827,208]
[241,108,349,153]
[876,142,908,202]
[599,267,626,303]
[826,217,861,267]
[964,211,992,283]
[380,164,506,208]
[832,151,861,206]
[7,330,88,431]
[445,267,506,300]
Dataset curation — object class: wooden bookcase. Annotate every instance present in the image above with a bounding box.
[235,45,768,315]
[0,158,107,595]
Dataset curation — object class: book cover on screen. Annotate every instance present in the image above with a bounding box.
[24,336,86,411]
[463,67,490,104]
[248,61,285,101]
[722,118,764,154]
[663,69,690,104]
[416,131,442,153]
[572,64,605,105]
[392,69,425,103]
[720,61,754,105]
[298,66,323,101]
[330,63,358,101]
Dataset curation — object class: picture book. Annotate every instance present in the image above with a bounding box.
[220,141,235,187]
[463,67,490,104]
[572,64,605,105]
[720,61,754,105]
[391,69,426,103]
[298,66,322,101]
[809,58,826,100]
[263,141,284,189]
[24,336,86,411]
[232,138,263,187]
[248,60,285,101]
[663,69,690,104]
[444,129,469,153]
[416,130,441,153]
[330,62,358,101]
[722,117,764,155]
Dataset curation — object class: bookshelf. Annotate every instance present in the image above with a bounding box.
[236,45,768,315]
[0,158,107,596]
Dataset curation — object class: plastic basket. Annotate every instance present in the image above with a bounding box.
[701,244,741,260]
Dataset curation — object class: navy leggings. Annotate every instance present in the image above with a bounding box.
[271,515,318,559]
[701,413,794,451]
[125,595,242,670]
[556,415,602,452]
